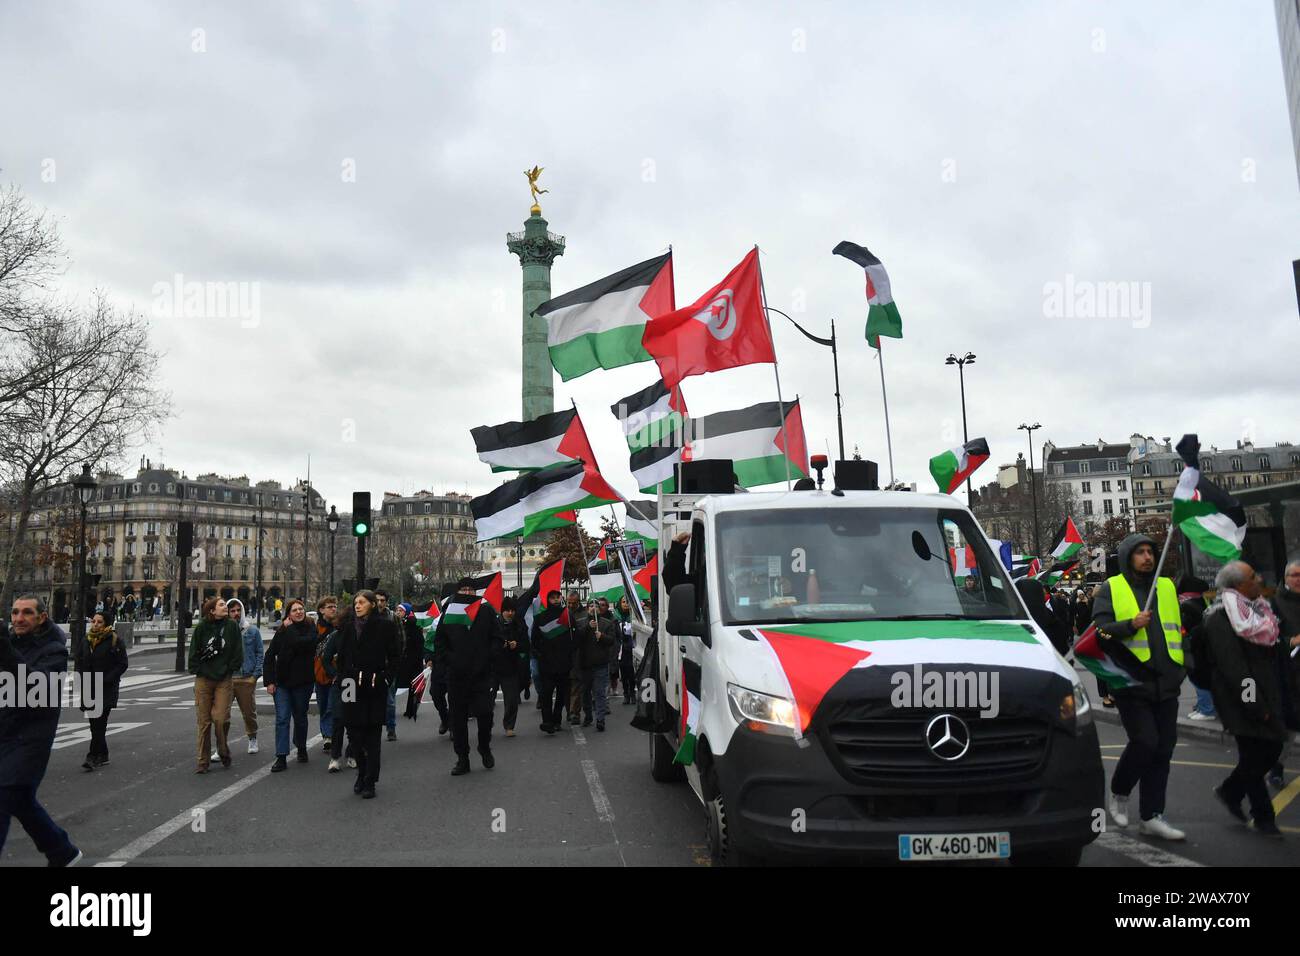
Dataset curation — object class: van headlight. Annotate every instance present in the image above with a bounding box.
[727,683,798,736]
[1060,678,1093,733]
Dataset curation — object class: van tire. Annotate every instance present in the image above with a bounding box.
[1010,845,1083,867]
[650,732,686,782]
[704,778,759,866]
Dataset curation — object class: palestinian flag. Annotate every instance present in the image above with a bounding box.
[624,500,659,552]
[1073,623,1142,690]
[1009,556,1040,580]
[1047,517,1084,563]
[687,399,808,488]
[832,241,902,348]
[611,379,689,452]
[588,539,610,570]
[471,461,618,542]
[632,552,657,599]
[948,546,979,577]
[537,252,676,381]
[753,628,873,733]
[641,248,774,390]
[534,604,571,640]
[673,658,702,765]
[630,443,682,494]
[460,572,505,612]
[1037,558,1079,586]
[588,570,627,605]
[522,557,566,633]
[929,438,990,494]
[440,595,484,627]
[1172,434,1248,561]
[415,599,443,654]
[471,408,601,474]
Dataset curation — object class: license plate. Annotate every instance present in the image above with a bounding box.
[898,832,1010,861]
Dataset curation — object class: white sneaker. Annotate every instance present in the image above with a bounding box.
[1139,814,1186,841]
[1109,793,1130,828]
[211,750,220,762]
[328,758,341,773]
[247,737,259,754]
[346,756,357,769]
[1186,711,1216,721]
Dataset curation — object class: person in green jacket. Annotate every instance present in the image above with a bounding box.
[188,596,244,773]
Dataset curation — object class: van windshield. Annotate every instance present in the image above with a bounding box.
[714,507,1025,625]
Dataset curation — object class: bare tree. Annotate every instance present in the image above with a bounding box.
[0,182,66,333]
[0,296,170,615]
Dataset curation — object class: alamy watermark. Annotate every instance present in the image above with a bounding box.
[0,667,105,718]
[1042,273,1150,328]
[152,273,261,328]
[889,665,999,718]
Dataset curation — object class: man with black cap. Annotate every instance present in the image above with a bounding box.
[1091,533,1187,840]
[436,578,501,775]
[493,598,527,737]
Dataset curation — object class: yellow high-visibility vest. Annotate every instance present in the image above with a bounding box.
[1107,575,1183,665]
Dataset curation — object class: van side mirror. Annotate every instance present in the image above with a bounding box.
[667,583,706,638]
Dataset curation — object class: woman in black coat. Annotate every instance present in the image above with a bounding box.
[332,591,402,799]
[397,603,426,719]
[263,599,319,772]
[1015,578,1072,657]
[76,612,128,771]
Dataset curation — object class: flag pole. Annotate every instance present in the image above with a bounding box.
[757,249,792,490]
[876,342,896,486]
[831,319,846,462]
[1143,523,1179,613]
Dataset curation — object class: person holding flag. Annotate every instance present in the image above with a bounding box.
[1090,533,1187,840]
[531,590,573,735]
[436,579,501,776]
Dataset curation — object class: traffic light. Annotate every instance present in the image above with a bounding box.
[352,492,371,537]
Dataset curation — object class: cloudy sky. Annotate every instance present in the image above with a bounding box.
[2,1,1297,524]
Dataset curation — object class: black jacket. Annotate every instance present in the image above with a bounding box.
[1016,579,1071,656]
[1205,607,1289,741]
[334,615,403,727]
[75,629,129,711]
[0,619,67,787]
[493,614,527,681]
[567,607,593,673]
[532,612,575,677]
[263,619,318,689]
[1089,533,1184,702]
[580,611,618,669]
[1269,587,1300,724]
[434,602,500,686]
[398,617,425,685]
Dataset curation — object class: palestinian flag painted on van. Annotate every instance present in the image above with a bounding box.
[471,408,601,474]
[1047,517,1084,563]
[610,379,689,452]
[440,595,484,628]
[674,657,702,765]
[471,461,618,543]
[687,399,808,488]
[460,572,505,612]
[1073,623,1142,690]
[832,241,902,348]
[538,252,676,381]
[929,438,990,494]
[623,500,659,552]
[1171,434,1248,561]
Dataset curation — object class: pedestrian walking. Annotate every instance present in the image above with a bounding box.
[333,591,402,799]
[422,595,452,736]
[188,597,244,773]
[566,592,591,725]
[493,599,526,736]
[437,579,501,775]
[532,589,573,735]
[374,590,401,741]
[1268,557,1300,789]
[1177,576,1216,722]
[1206,561,1287,837]
[616,596,637,705]
[320,613,356,773]
[313,596,339,752]
[0,597,82,865]
[581,597,617,731]
[397,603,425,720]
[75,612,128,771]
[264,599,317,771]
[227,599,262,755]
[1091,533,1187,840]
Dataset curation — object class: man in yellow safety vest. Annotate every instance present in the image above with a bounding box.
[1090,533,1187,841]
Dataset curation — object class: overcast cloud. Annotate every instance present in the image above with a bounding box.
[1,0,1296,523]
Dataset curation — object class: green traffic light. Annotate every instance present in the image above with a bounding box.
[354,521,368,535]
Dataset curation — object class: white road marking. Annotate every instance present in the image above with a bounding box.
[96,733,324,866]
[52,722,150,749]
[1093,830,1204,867]
[571,727,627,866]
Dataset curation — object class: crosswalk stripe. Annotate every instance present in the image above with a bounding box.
[1093,831,1204,867]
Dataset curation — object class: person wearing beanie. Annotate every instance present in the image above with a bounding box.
[227,599,263,755]
[1091,533,1187,841]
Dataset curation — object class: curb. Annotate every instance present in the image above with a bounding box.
[1088,705,1234,746]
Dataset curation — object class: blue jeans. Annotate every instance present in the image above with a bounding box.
[274,685,312,757]
[0,784,76,862]
[386,682,397,732]
[1193,686,1216,717]
[315,682,333,739]
[582,666,609,722]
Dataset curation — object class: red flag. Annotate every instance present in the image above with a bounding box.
[640,248,774,389]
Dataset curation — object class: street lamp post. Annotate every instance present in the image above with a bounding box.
[71,464,97,658]
[516,535,524,590]
[1018,422,1043,558]
[327,505,339,595]
[945,352,976,499]
[254,492,264,626]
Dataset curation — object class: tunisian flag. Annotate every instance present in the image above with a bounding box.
[640,248,774,390]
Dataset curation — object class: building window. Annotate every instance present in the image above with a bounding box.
[223,490,231,501]
[126,522,136,537]
[1120,500,1129,513]
[1291,453,1300,467]
[1081,481,1091,494]
[225,545,233,558]
[1230,457,1242,471]
[1135,481,1144,492]
[1103,499,1113,515]
[148,482,158,493]
[1258,456,1269,470]
[1242,475,1251,487]
[1083,501,1094,516]
[1079,462,1090,474]
[1154,481,1164,493]
[1101,480,1111,493]
[1201,459,1212,472]
[1052,464,1064,475]
[146,521,158,535]
[1108,461,1118,472]
[424,503,432,514]
[241,545,249,559]
[146,541,157,556]
[242,527,249,539]
[167,483,175,493]
[1141,464,1150,476]
[126,541,135,557]
[132,482,140,493]
[1117,479,1127,491]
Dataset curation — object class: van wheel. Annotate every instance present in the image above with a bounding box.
[650,732,686,782]
[1010,845,1082,867]
[704,786,759,866]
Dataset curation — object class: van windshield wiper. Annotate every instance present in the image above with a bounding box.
[877,613,976,621]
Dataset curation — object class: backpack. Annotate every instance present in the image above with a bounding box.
[1182,618,1213,690]
[314,633,333,685]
